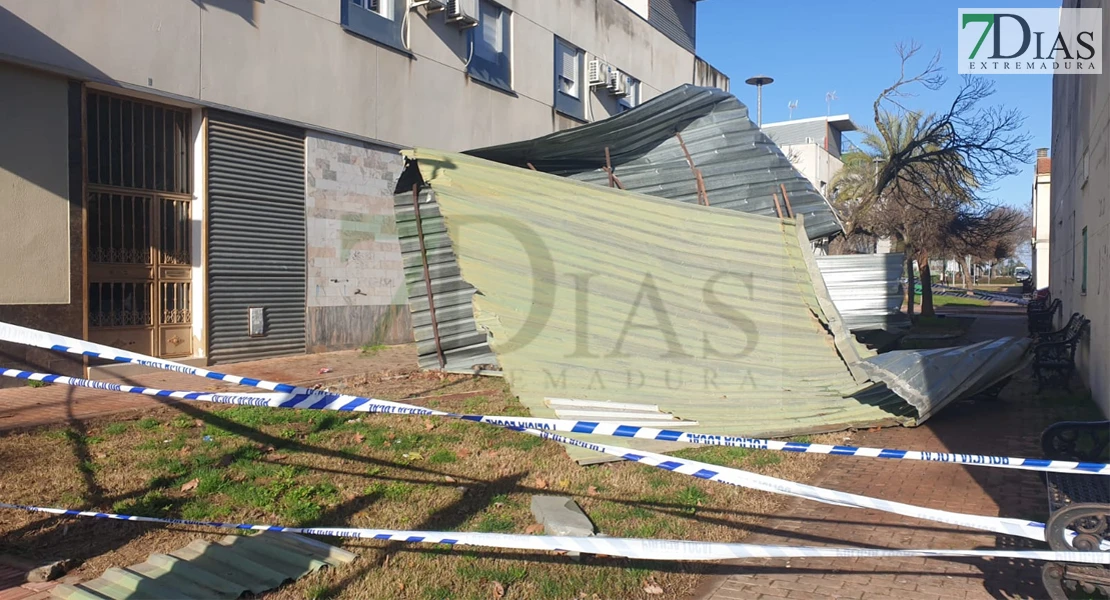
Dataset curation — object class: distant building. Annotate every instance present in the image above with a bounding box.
[1031,148,1052,289]
[1048,0,1108,417]
[761,115,859,197]
[0,0,727,377]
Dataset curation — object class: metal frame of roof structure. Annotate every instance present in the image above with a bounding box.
[464,85,846,241]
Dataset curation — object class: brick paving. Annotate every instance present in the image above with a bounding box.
[694,313,1066,600]
[0,345,416,432]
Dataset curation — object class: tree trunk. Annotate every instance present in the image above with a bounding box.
[904,248,916,319]
[919,252,936,317]
[959,259,974,293]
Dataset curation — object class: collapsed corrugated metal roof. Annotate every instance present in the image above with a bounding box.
[397,149,1032,460]
[52,532,355,599]
[815,253,910,333]
[464,85,845,240]
[857,337,1033,422]
[402,149,917,459]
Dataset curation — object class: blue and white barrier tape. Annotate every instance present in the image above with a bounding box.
[2,366,1106,476]
[0,366,1078,548]
[1,322,1106,549]
[3,503,1106,564]
[0,322,1104,476]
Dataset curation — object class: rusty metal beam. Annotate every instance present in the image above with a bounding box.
[779,184,794,218]
[411,183,446,369]
[674,132,709,206]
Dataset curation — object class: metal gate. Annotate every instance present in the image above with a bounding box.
[206,112,306,363]
[86,91,194,358]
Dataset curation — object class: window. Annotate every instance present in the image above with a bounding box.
[1082,226,1088,294]
[342,0,406,53]
[468,0,512,92]
[352,0,391,18]
[619,76,642,112]
[554,38,584,120]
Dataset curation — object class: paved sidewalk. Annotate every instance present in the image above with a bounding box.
[694,314,1058,600]
[0,346,416,432]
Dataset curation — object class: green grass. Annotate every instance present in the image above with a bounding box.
[360,344,388,356]
[456,560,528,584]
[103,422,130,436]
[428,449,457,464]
[672,445,752,467]
[365,481,414,500]
[474,513,516,533]
[674,485,709,513]
[137,418,161,430]
[25,380,47,388]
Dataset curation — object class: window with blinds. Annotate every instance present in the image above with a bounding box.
[468,0,512,91]
[553,37,585,121]
[556,40,580,99]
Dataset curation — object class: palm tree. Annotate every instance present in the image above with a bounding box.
[829,111,976,318]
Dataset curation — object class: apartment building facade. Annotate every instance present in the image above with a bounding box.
[762,115,859,198]
[0,0,728,376]
[1048,0,1109,416]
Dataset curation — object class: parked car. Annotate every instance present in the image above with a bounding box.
[1015,267,1034,294]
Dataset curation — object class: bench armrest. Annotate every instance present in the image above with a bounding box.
[1042,421,1110,461]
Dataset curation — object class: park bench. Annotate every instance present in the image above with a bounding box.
[1033,315,1090,392]
[1028,297,1062,336]
[1039,420,1110,600]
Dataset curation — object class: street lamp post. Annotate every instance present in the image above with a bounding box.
[744,75,774,127]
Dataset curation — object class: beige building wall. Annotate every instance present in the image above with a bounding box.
[0,62,70,305]
[781,142,843,198]
[1049,0,1110,417]
[1031,174,1052,288]
[0,0,703,152]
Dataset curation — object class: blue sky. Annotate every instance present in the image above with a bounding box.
[696,0,1056,212]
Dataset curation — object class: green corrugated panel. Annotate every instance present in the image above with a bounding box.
[51,532,355,600]
[408,149,912,460]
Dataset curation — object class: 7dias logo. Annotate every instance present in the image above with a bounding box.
[958,8,1102,74]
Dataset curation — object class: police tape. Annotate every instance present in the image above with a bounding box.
[0,366,1086,549]
[3,502,1106,564]
[1,321,1106,550]
[0,321,1105,477]
[2,365,1106,477]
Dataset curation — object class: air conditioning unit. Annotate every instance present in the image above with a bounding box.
[446,0,478,27]
[608,70,629,97]
[587,60,608,87]
[413,0,446,12]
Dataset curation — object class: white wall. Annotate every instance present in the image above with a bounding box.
[0,63,70,304]
[1049,0,1110,417]
[781,142,843,198]
[0,0,705,151]
[1032,175,1051,288]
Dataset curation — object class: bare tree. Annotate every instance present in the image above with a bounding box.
[829,42,1032,318]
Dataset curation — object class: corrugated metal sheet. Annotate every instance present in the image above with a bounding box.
[465,85,844,240]
[648,0,696,53]
[51,532,355,599]
[406,148,913,460]
[816,253,910,333]
[207,112,306,363]
[394,185,493,372]
[857,337,1033,422]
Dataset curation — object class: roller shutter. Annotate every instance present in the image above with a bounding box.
[207,111,306,363]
